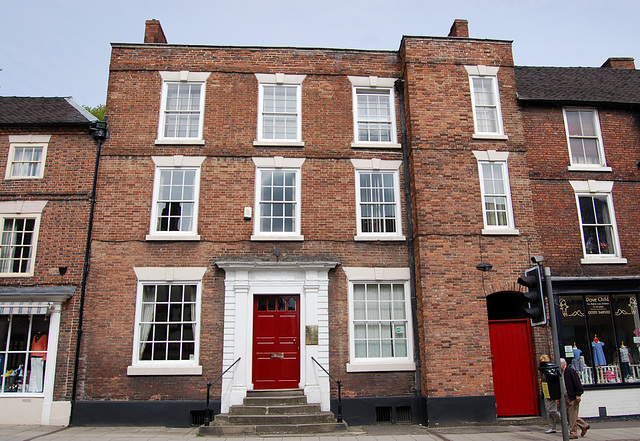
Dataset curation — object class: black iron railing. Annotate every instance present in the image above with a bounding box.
[311,356,342,423]
[203,357,241,426]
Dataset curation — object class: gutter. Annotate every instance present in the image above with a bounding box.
[69,119,109,423]
[394,79,422,402]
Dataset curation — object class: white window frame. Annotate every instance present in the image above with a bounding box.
[465,66,507,140]
[254,73,306,146]
[570,180,626,264]
[348,76,401,149]
[146,156,204,241]
[0,201,46,277]
[5,135,50,180]
[473,150,518,235]
[155,71,210,145]
[251,157,305,241]
[351,159,405,241]
[128,267,206,376]
[344,267,414,373]
[563,108,611,172]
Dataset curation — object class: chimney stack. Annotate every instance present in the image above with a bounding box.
[601,57,635,69]
[448,19,469,38]
[144,19,167,44]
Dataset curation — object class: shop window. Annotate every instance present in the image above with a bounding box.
[0,314,49,394]
[559,293,640,385]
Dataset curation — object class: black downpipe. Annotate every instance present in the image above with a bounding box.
[394,80,422,403]
[70,119,109,423]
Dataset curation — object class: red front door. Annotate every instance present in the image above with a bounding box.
[488,319,538,416]
[253,295,300,389]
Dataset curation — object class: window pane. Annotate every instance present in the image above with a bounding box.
[137,283,198,363]
[356,89,393,142]
[0,217,36,274]
[163,83,202,138]
[351,282,409,360]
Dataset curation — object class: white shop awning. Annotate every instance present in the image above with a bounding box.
[0,301,52,315]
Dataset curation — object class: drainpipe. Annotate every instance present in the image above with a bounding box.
[70,119,109,423]
[394,80,423,406]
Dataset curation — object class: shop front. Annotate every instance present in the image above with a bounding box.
[0,287,74,425]
[554,277,640,417]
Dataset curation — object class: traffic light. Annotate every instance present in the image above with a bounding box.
[517,266,547,326]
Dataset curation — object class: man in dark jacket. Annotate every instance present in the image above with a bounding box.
[561,358,590,438]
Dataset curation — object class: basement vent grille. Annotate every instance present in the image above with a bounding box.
[396,406,412,423]
[375,406,392,423]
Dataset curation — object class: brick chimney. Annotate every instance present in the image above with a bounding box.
[601,57,635,69]
[448,19,469,38]
[144,19,167,44]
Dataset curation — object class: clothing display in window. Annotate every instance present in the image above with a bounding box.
[27,332,47,393]
[592,336,606,366]
[620,343,631,380]
[571,344,583,371]
[27,357,44,393]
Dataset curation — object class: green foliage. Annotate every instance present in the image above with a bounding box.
[83,104,106,121]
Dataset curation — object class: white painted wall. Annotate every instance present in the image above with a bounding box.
[580,389,640,417]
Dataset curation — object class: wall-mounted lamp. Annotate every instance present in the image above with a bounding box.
[475,262,493,272]
[58,266,68,276]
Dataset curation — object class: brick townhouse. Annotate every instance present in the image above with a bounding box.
[69,19,640,428]
[0,97,98,424]
[516,60,640,418]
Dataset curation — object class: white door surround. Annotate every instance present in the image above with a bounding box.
[215,261,339,413]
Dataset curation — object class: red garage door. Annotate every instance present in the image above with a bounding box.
[488,319,538,416]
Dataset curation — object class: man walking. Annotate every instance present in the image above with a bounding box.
[561,358,590,438]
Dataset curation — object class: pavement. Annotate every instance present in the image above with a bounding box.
[0,420,639,441]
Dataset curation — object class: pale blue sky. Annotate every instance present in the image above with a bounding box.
[1,0,639,107]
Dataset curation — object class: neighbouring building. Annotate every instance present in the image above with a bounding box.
[516,60,640,417]
[0,97,97,424]
[69,19,640,427]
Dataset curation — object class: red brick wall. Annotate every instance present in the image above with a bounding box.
[520,106,640,276]
[80,44,417,401]
[0,125,96,401]
[401,37,541,398]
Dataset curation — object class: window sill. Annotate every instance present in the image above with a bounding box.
[145,234,201,241]
[346,361,416,373]
[127,365,203,376]
[155,139,206,146]
[568,165,612,172]
[351,142,402,149]
[581,257,627,265]
[481,228,520,236]
[0,272,34,278]
[354,235,406,241]
[5,176,44,180]
[253,140,305,147]
[472,133,508,140]
[251,234,304,241]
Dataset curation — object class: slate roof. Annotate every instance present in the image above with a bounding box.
[0,96,96,125]
[515,66,640,105]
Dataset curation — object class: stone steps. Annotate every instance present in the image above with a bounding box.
[198,389,348,436]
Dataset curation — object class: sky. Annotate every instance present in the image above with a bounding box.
[1,0,639,108]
